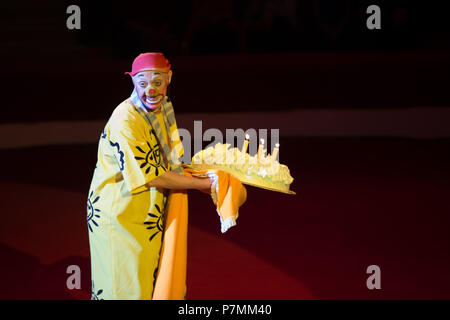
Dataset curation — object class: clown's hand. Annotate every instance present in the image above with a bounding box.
[204,171,219,201]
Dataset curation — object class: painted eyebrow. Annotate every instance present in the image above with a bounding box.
[151,73,166,79]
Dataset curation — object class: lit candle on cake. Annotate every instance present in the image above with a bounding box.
[271,143,280,162]
[241,134,249,153]
[257,138,265,160]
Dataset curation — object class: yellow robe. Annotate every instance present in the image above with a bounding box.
[87,98,182,300]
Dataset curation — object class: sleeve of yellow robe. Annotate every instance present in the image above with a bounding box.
[205,170,247,233]
[109,116,168,194]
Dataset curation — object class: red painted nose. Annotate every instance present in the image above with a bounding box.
[147,88,156,96]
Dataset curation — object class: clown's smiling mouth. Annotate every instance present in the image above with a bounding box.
[145,95,163,104]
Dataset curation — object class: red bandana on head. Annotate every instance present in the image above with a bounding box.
[125,52,171,76]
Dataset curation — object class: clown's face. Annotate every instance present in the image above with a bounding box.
[132,70,172,110]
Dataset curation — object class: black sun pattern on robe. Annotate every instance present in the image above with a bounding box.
[91,281,104,300]
[87,190,101,233]
[144,203,165,242]
[134,132,167,176]
[109,140,125,171]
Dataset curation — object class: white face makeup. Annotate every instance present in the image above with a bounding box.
[132,70,171,110]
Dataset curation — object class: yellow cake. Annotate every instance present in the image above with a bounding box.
[188,143,295,194]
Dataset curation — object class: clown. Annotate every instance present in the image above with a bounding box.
[87,53,212,300]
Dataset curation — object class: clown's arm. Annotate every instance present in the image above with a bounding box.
[147,171,211,191]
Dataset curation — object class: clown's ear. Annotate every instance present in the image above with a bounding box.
[168,70,173,84]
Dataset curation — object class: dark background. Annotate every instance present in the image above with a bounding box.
[1,0,450,123]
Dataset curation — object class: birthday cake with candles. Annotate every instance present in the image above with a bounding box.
[187,142,295,194]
